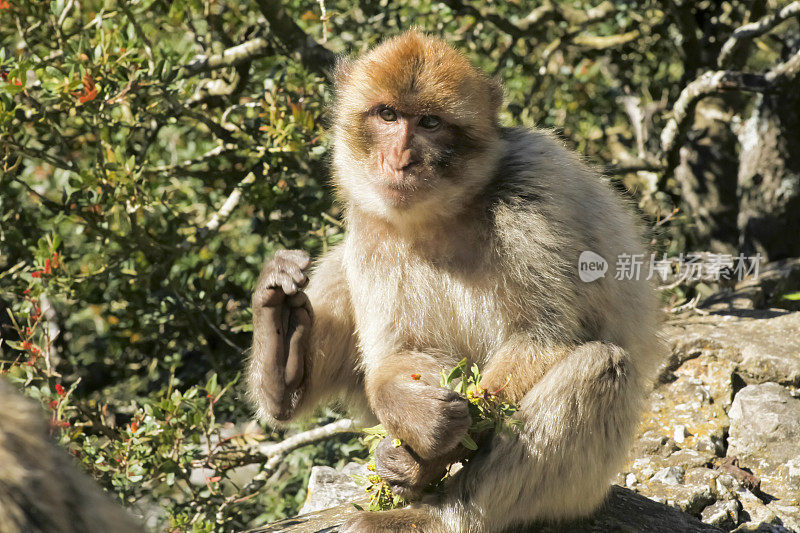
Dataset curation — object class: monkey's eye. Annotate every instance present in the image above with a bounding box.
[419,115,442,130]
[378,107,397,122]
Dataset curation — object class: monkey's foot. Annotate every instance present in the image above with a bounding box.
[340,508,435,533]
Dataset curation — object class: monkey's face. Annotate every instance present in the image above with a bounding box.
[331,31,504,222]
[362,104,457,207]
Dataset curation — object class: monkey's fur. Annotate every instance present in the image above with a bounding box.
[0,379,143,533]
[249,31,662,532]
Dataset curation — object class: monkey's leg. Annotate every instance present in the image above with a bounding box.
[438,341,645,532]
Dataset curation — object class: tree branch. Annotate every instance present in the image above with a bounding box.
[718,1,800,67]
[659,71,771,168]
[572,30,640,50]
[441,0,529,39]
[119,1,156,75]
[661,45,800,170]
[445,0,615,39]
[765,46,800,84]
[184,37,275,75]
[258,419,363,463]
[204,172,256,232]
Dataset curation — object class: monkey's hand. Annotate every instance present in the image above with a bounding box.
[375,436,467,500]
[375,382,471,461]
[250,249,312,421]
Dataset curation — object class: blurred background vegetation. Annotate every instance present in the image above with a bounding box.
[1,0,798,531]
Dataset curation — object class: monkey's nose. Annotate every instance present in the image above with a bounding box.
[388,148,416,171]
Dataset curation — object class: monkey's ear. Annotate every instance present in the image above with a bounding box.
[488,78,504,113]
[333,57,353,90]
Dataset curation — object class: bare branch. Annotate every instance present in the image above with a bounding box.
[718,1,800,67]
[204,172,256,232]
[605,162,664,176]
[661,46,800,167]
[185,37,274,75]
[516,3,556,31]
[558,0,615,26]
[572,30,640,50]
[659,71,771,163]
[258,419,363,463]
[765,47,800,83]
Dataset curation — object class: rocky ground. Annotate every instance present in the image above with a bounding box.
[255,260,800,532]
[615,309,800,532]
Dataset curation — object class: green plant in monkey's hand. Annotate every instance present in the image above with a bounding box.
[353,427,409,512]
[442,358,521,450]
[354,359,520,511]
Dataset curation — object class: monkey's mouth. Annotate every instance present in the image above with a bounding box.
[375,176,437,206]
[377,183,420,205]
[373,167,433,206]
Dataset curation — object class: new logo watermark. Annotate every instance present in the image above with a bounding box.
[577,252,763,283]
[578,251,608,282]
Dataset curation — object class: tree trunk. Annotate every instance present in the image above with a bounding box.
[674,98,740,254]
[737,76,800,261]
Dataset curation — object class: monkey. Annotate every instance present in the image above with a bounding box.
[0,379,144,533]
[249,30,662,532]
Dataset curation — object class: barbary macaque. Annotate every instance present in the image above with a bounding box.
[249,30,661,532]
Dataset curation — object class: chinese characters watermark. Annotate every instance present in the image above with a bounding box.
[578,252,763,283]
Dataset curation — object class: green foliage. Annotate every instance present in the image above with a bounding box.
[0,0,345,529]
[2,0,794,530]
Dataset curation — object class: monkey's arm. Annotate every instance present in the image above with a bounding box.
[248,246,361,424]
[363,351,471,464]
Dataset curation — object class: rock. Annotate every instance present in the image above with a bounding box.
[736,488,780,525]
[701,499,740,528]
[675,424,689,444]
[652,466,686,485]
[640,474,716,517]
[728,383,800,503]
[632,430,680,458]
[728,383,800,468]
[666,311,800,387]
[732,523,793,532]
[768,502,800,531]
[786,458,800,485]
[638,365,730,458]
[298,463,369,515]
[666,449,715,471]
[251,485,723,532]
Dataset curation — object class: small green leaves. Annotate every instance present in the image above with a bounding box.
[461,435,478,450]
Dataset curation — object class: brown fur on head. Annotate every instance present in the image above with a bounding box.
[331,31,504,224]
